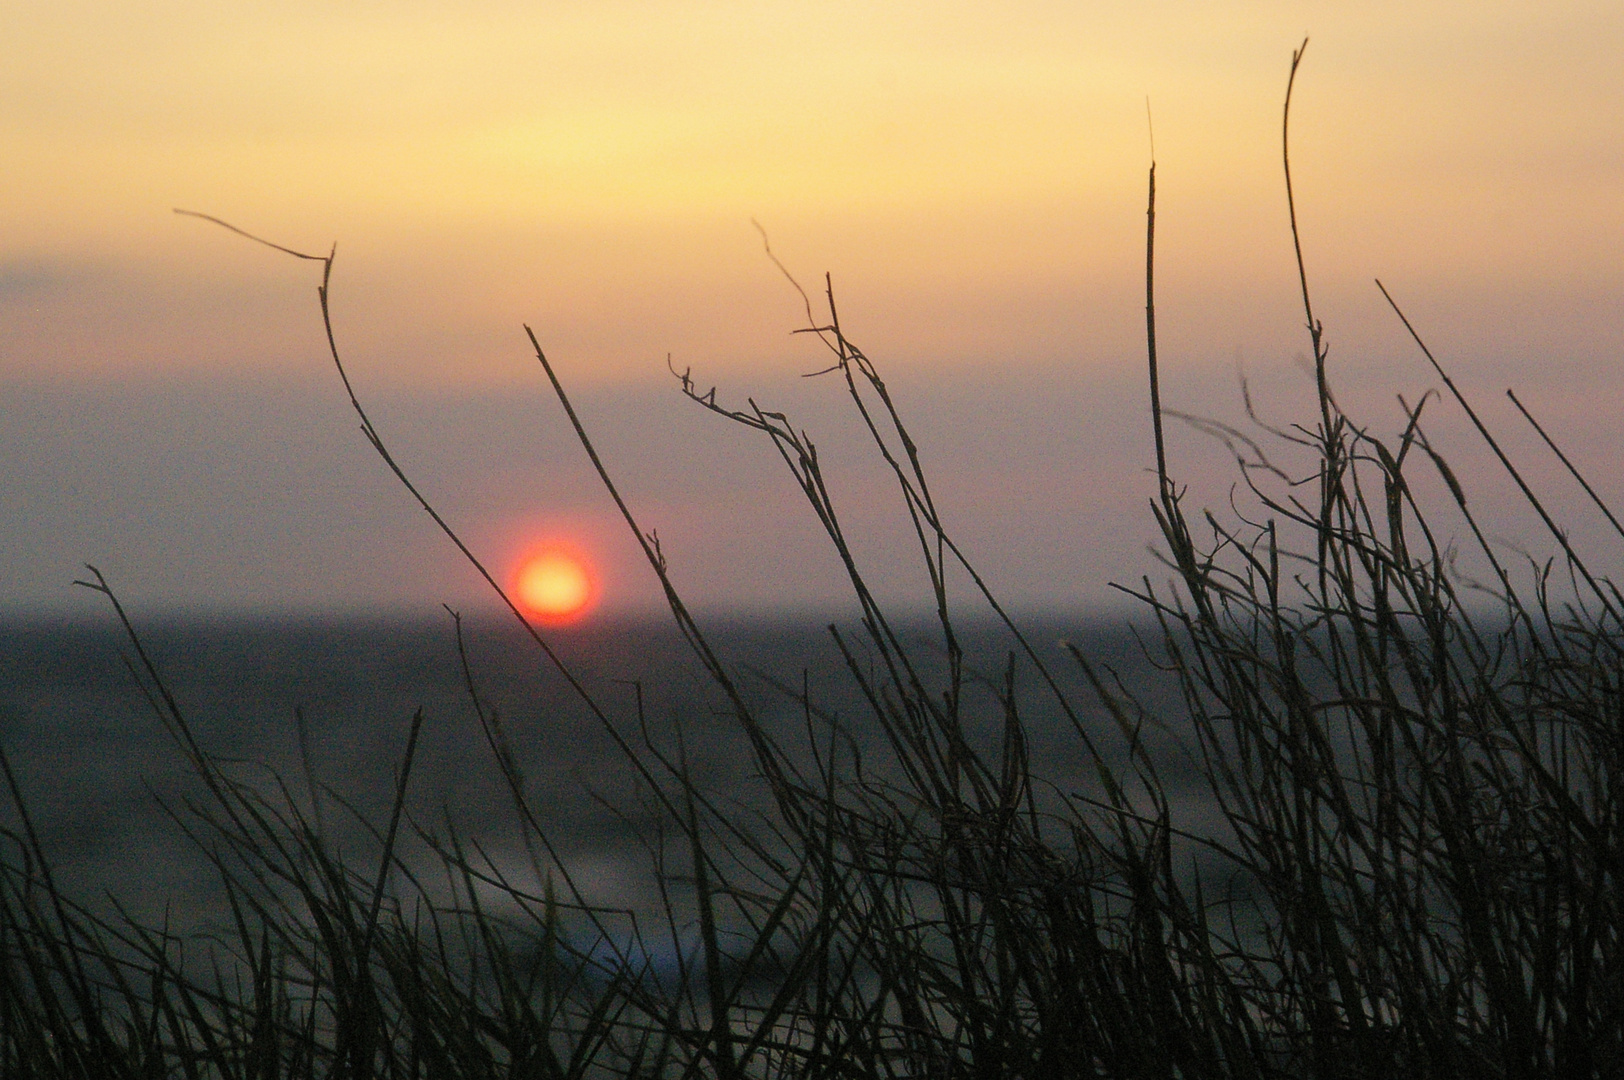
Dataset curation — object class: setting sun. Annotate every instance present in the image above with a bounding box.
[514,549,597,623]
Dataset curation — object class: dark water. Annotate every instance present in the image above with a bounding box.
[0,614,1193,939]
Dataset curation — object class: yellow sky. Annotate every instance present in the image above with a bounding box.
[3,2,1624,616]
[5,1,1619,389]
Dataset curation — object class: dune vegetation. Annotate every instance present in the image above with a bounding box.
[4,45,1620,1078]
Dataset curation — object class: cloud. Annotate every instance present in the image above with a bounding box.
[0,259,89,298]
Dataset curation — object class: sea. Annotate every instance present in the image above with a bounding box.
[0,614,1200,948]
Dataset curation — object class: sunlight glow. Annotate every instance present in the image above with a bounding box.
[515,549,597,623]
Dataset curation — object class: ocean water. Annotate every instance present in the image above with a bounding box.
[0,613,1196,944]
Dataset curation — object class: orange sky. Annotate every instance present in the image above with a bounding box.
[6,2,1619,385]
[3,3,1622,616]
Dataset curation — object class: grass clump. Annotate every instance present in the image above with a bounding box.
[4,44,1620,1078]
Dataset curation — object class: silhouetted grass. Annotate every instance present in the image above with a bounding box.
[4,43,1620,1078]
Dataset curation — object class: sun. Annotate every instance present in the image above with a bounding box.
[514,548,597,623]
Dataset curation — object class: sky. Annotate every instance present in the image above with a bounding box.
[4,1,1622,621]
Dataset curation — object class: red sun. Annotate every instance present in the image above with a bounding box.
[514,548,598,624]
